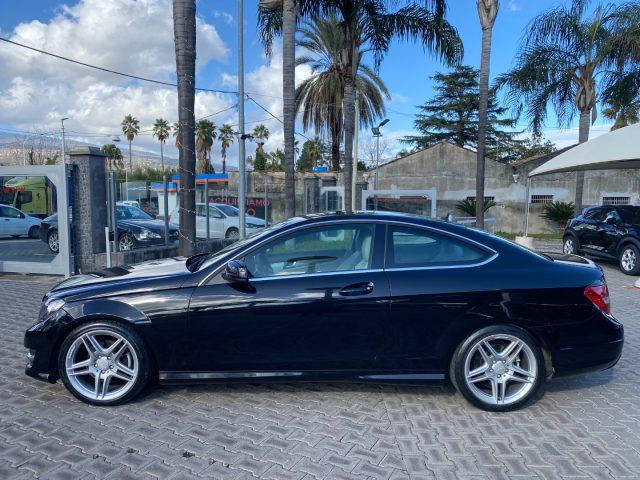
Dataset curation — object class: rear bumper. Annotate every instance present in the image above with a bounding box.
[552,319,624,377]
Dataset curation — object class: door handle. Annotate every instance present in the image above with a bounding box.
[339,281,374,297]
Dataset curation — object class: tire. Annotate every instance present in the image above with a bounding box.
[619,244,640,276]
[28,226,40,239]
[118,233,136,251]
[225,227,239,240]
[47,230,59,253]
[58,320,152,406]
[563,235,579,255]
[449,325,546,412]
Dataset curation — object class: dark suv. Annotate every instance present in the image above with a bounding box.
[563,205,640,275]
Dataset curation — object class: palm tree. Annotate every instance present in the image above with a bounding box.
[195,119,217,173]
[121,114,140,172]
[218,123,235,173]
[172,122,181,149]
[172,0,197,256]
[497,0,640,214]
[603,75,640,130]
[261,1,462,213]
[603,99,640,130]
[295,15,390,172]
[152,118,170,170]
[101,144,123,171]
[475,0,499,230]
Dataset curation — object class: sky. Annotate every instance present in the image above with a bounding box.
[0,0,615,166]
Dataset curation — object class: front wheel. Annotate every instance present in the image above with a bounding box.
[58,321,152,406]
[619,244,640,275]
[118,233,136,251]
[450,325,546,412]
[225,227,239,240]
[47,230,59,253]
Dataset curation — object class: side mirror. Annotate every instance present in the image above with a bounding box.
[222,260,250,284]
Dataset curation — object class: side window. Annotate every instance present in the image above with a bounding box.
[582,208,601,220]
[209,207,224,219]
[386,226,490,268]
[5,207,21,219]
[0,206,8,218]
[603,209,622,223]
[244,224,375,278]
[196,205,206,217]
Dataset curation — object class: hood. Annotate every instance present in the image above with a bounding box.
[50,256,190,298]
[118,219,175,231]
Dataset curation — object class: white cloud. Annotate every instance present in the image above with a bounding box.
[540,124,613,149]
[213,10,234,25]
[0,0,230,154]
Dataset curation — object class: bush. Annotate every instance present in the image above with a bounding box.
[456,197,497,216]
[541,201,575,228]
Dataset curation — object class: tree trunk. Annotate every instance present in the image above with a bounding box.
[331,131,340,172]
[283,0,296,218]
[173,0,197,256]
[222,153,226,174]
[574,109,591,214]
[475,23,493,230]
[343,71,356,213]
[160,141,164,171]
[128,141,132,172]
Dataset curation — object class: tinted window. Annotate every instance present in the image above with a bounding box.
[216,204,239,217]
[617,206,640,224]
[603,209,622,223]
[0,206,9,217]
[583,207,603,220]
[386,226,490,268]
[1,206,22,218]
[244,224,374,278]
[116,205,153,220]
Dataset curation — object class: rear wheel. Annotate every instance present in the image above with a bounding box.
[47,230,59,253]
[563,235,578,255]
[450,325,546,411]
[619,244,640,275]
[58,321,152,406]
[28,226,39,239]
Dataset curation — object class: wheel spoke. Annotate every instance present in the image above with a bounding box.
[67,359,91,376]
[490,377,499,403]
[100,375,112,399]
[501,340,520,358]
[94,372,101,399]
[467,364,490,384]
[83,334,104,356]
[106,338,124,355]
[507,343,524,363]
[510,365,534,383]
[498,378,507,404]
[115,362,136,381]
[482,340,500,359]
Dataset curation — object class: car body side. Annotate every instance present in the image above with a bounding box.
[25,214,623,385]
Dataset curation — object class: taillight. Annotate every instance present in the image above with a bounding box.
[584,282,611,315]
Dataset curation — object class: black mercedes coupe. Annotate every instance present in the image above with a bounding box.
[25,212,623,411]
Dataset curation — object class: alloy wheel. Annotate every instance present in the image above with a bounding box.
[621,248,637,272]
[563,238,574,254]
[48,231,59,253]
[226,229,239,240]
[64,329,139,402]
[463,334,538,406]
[119,234,135,251]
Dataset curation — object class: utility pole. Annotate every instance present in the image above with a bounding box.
[61,117,69,163]
[352,92,359,211]
[237,0,246,239]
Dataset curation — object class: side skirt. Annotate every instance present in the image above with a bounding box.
[158,370,446,384]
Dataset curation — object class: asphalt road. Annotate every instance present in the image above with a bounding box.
[0,238,57,263]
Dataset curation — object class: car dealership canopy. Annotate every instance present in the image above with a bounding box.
[529,123,640,177]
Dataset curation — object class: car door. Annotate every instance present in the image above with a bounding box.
[1,206,24,235]
[208,206,225,238]
[0,206,15,236]
[195,204,207,238]
[382,224,497,373]
[576,207,604,251]
[186,222,390,373]
[596,208,625,256]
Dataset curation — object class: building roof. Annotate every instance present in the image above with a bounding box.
[511,144,576,167]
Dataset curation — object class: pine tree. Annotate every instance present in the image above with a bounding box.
[403,66,522,162]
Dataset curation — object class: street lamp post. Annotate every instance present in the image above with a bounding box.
[60,117,69,164]
[371,118,389,192]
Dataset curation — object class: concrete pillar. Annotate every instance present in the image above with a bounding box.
[69,146,107,273]
[304,174,320,214]
[355,181,367,211]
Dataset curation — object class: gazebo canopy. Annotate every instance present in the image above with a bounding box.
[529,123,640,176]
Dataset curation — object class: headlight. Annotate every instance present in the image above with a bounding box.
[136,228,161,240]
[39,297,65,318]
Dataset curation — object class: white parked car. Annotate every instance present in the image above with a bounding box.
[169,203,265,240]
[0,204,42,238]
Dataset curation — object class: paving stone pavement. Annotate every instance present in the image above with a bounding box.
[1,260,639,479]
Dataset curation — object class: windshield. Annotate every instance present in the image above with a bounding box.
[215,204,239,217]
[617,206,640,224]
[190,218,303,272]
[117,205,153,221]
